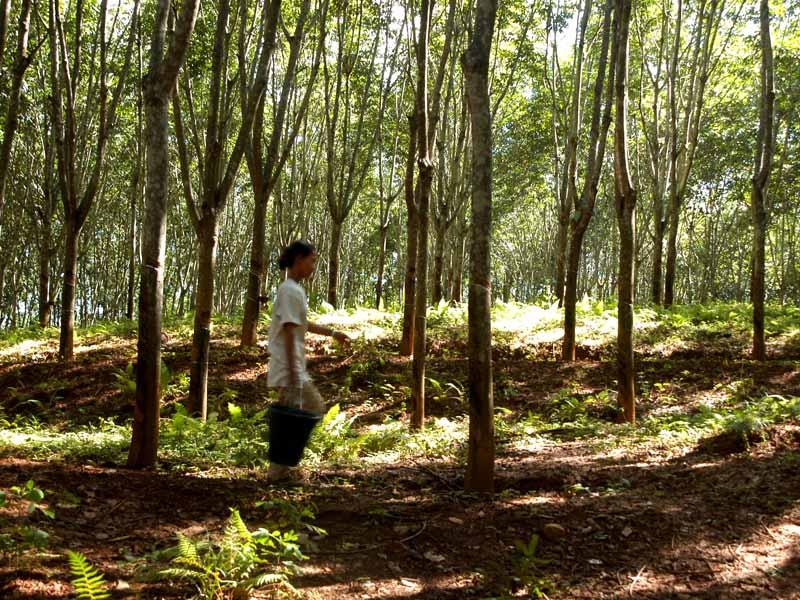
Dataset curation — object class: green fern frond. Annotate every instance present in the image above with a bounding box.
[159,567,206,580]
[228,508,252,542]
[67,551,110,600]
[172,555,204,570]
[176,532,200,562]
[248,572,286,587]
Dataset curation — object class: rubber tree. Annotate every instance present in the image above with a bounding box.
[127,17,144,321]
[32,105,59,327]
[432,62,470,306]
[174,0,280,418]
[323,0,383,309]
[612,0,636,424]
[634,2,670,305]
[462,0,497,493]
[0,0,38,240]
[549,0,592,307]
[562,0,616,361]
[240,0,327,346]
[127,0,201,469]
[663,0,726,306]
[410,0,435,429]
[400,0,457,355]
[50,0,139,360]
[751,0,774,361]
[376,21,409,311]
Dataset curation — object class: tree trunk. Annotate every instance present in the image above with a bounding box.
[375,223,388,309]
[554,211,569,306]
[128,0,201,469]
[58,223,79,360]
[663,191,680,306]
[327,218,343,308]
[0,262,5,326]
[129,93,169,468]
[451,230,466,302]
[613,0,635,424]
[562,0,614,362]
[462,0,497,493]
[241,180,267,346]
[751,0,774,361]
[127,175,138,321]
[0,0,10,65]
[400,114,419,356]
[241,0,319,346]
[127,19,143,321]
[432,216,446,305]
[38,221,53,327]
[188,218,217,418]
[562,230,585,360]
[0,0,33,226]
[553,0,591,306]
[411,0,434,430]
[651,213,665,304]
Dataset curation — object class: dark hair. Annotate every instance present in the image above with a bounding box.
[278,240,316,270]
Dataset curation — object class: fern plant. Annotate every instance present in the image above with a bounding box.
[68,551,110,600]
[306,403,368,462]
[158,508,304,599]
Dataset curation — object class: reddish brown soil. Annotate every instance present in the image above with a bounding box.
[0,327,798,599]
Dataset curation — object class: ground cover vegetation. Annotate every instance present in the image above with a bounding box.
[0,0,798,596]
[0,305,798,597]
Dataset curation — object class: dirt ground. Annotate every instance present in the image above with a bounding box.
[0,323,799,599]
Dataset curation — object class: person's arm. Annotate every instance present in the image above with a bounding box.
[283,323,299,386]
[308,322,350,344]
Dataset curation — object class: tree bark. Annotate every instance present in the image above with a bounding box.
[663,0,722,306]
[188,219,217,418]
[328,218,343,307]
[562,0,615,362]
[0,0,34,228]
[38,223,53,328]
[751,0,774,361]
[240,0,321,345]
[58,223,78,359]
[462,0,497,493]
[554,0,592,306]
[241,173,268,345]
[0,0,10,65]
[411,0,435,430]
[400,115,419,356]
[432,217,446,305]
[52,0,138,360]
[176,0,281,416]
[613,0,636,424]
[128,0,200,469]
[376,222,389,309]
[127,18,143,321]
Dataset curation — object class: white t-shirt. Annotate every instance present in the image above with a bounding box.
[267,278,311,387]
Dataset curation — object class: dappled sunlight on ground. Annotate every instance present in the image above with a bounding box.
[0,303,799,597]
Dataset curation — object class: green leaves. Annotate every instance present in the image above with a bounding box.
[157,507,307,599]
[68,551,110,600]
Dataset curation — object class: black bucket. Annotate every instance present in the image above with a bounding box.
[267,404,322,466]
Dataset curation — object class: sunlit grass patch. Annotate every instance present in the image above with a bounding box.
[311,306,400,341]
[0,418,129,463]
[0,327,60,361]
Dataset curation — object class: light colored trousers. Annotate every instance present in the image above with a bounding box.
[277,382,326,415]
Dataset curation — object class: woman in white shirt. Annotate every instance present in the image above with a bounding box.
[267,240,349,481]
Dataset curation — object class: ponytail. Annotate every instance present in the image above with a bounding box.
[278,240,316,270]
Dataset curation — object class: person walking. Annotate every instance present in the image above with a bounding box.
[266,240,349,482]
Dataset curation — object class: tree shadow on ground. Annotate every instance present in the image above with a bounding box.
[0,427,798,598]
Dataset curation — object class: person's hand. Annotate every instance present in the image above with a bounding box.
[333,330,351,345]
